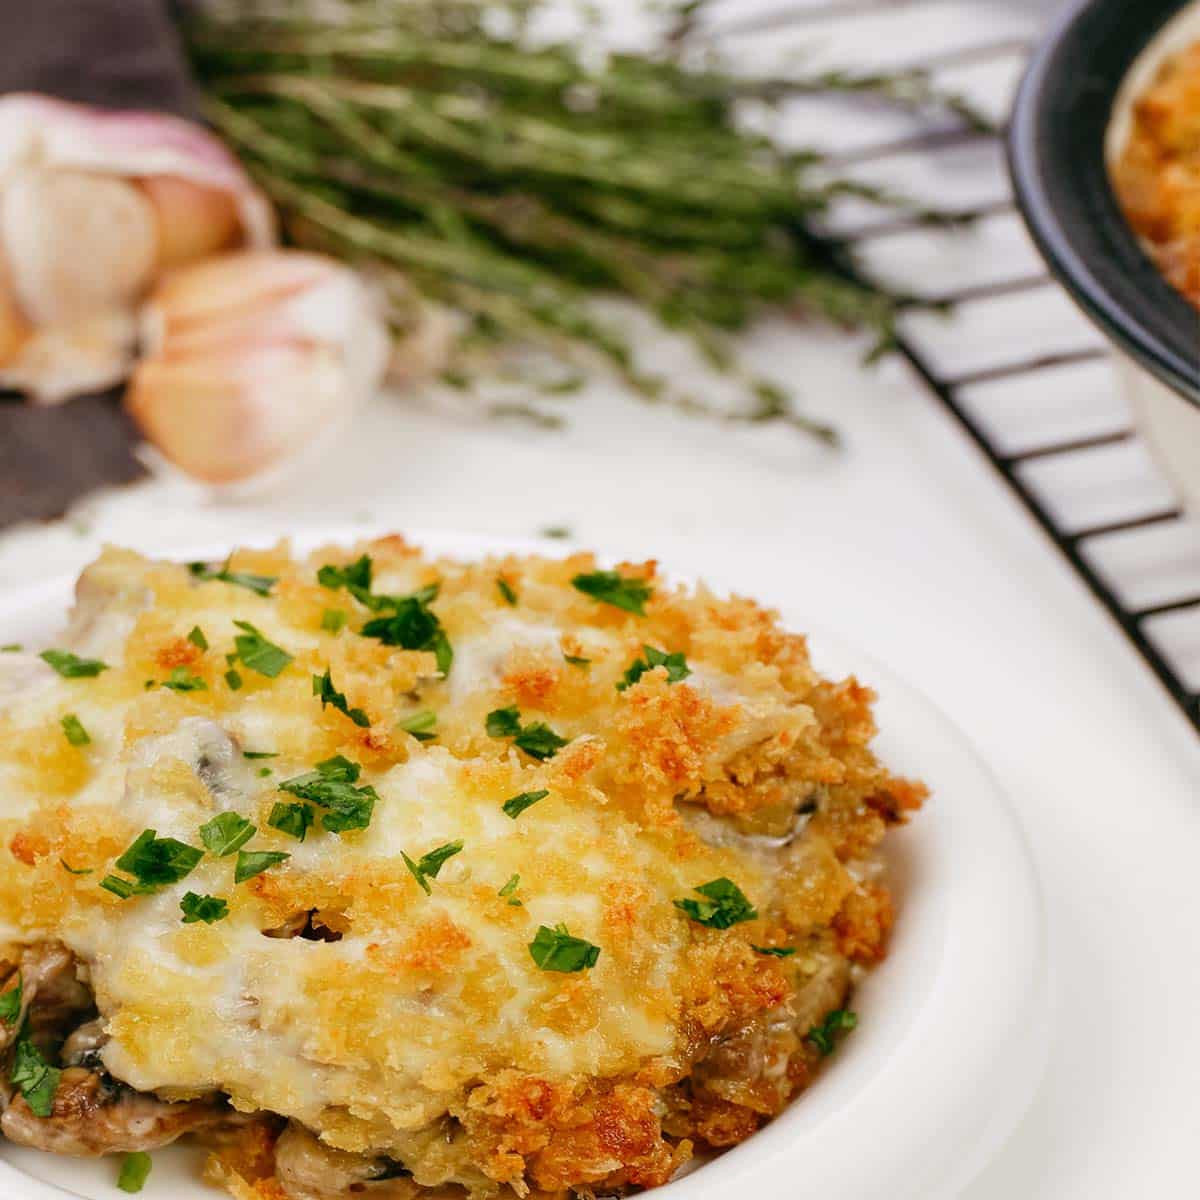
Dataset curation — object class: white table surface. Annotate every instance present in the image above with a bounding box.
[1,2,1197,1197]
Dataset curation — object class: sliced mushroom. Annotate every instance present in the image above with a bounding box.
[274,1122,426,1200]
[0,942,93,1052]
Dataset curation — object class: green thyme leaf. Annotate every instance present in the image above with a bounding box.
[234,850,290,884]
[805,1009,858,1056]
[398,710,438,742]
[117,1150,153,1193]
[617,645,691,691]
[502,789,549,819]
[60,713,90,746]
[312,669,371,728]
[11,1029,60,1117]
[187,626,209,651]
[232,621,293,678]
[268,801,314,842]
[39,650,108,678]
[198,812,256,857]
[180,892,229,925]
[571,571,652,615]
[0,973,22,1025]
[673,877,757,929]
[115,829,203,890]
[497,577,518,606]
[528,923,600,972]
[188,561,276,596]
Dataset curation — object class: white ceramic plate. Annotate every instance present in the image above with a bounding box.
[0,530,1049,1200]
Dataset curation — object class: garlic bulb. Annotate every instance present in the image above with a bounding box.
[126,251,389,488]
[0,93,274,403]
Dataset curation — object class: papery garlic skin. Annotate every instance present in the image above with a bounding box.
[127,251,389,488]
[0,93,274,403]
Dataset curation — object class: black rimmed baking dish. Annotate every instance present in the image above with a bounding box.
[1008,0,1200,508]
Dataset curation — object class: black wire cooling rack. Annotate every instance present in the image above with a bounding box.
[715,0,1200,735]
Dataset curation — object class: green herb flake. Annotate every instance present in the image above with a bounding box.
[188,561,276,597]
[617,645,691,691]
[187,626,209,651]
[673,877,757,929]
[278,756,377,834]
[160,666,207,693]
[752,944,797,958]
[317,555,373,597]
[117,1151,153,1193]
[312,669,371,728]
[321,608,348,634]
[563,654,591,668]
[0,973,22,1025]
[234,850,290,884]
[496,577,518,606]
[243,751,277,760]
[398,710,437,742]
[59,859,92,876]
[1,644,22,653]
[232,621,293,678]
[498,874,522,905]
[529,923,600,973]
[39,649,108,678]
[359,587,453,675]
[485,707,522,738]
[224,668,243,691]
[257,767,272,778]
[806,1009,858,1057]
[268,801,314,843]
[541,526,571,540]
[100,875,137,899]
[403,840,464,895]
[502,789,549,820]
[199,812,256,857]
[11,1029,60,1117]
[60,713,91,747]
[571,570,652,615]
[180,892,229,925]
[485,708,568,761]
[114,829,203,891]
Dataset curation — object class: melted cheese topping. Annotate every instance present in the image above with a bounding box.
[0,538,922,1195]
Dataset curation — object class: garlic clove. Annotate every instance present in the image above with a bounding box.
[128,250,389,487]
[0,312,136,403]
[140,176,242,271]
[0,168,158,327]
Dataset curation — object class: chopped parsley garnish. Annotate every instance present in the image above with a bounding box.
[1,644,22,653]
[617,645,691,691]
[60,859,92,876]
[498,874,522,906]
[234,850,290,884]
[502,789,549,819]
[278,755,377,834]
[528,923,600,973]
[187,626,209,651]
[485,707,569,760]
[497,577,518,606]
[0,973,22,1025]
[242,750,277,760]
[541,525,571,539]
[563,653,591,668]
[257,767,272,778]
[11,1028,60,1117]
[188,560,276,597]
[198,812,256,857]
[360,590,453,676]
[752,944,797,958]
[39,649,108,678]
[806,1009,858,1056]
[312,669,370,728]
[106,829,203,896]
[398,710,437,742]
[321,608,347,634]
[224,668,243,691]
[673,878,757,929]
[232,621,292,678]
[60,713,90,746]
[402,840,464,895]
[117,1150,153,1193]
[160,666,207,692]
[180,892,229,925]
[268,801,314,842]
[317,555,374,598]
[571,570,652,615]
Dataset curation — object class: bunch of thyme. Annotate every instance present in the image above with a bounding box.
[185,0,983,440]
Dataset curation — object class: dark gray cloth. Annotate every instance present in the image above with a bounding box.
[0,0,199,526]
